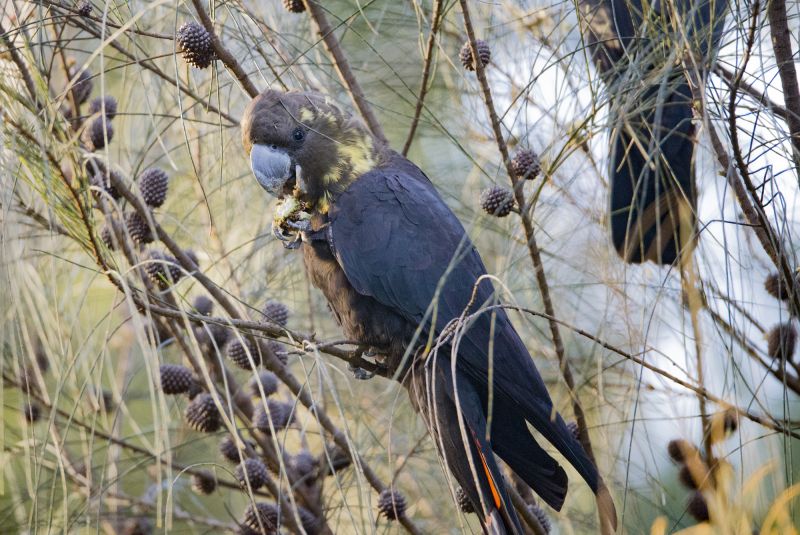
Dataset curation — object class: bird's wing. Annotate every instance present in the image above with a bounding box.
[328,155,601,493]
[328,155,538,396]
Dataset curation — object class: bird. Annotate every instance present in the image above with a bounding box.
[241,89,617,534]
[578,0,728,264]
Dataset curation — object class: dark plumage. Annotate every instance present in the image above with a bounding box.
[241,90,616,534]
[578,0,728,264]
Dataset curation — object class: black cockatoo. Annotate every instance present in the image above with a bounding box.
[241,90,616,534]
[578,0,727,264]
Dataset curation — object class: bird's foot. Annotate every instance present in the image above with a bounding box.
[348,363,374,380]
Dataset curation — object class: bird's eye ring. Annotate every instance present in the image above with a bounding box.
[292,128,305,142]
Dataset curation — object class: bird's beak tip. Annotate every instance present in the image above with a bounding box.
[250,143,292,197]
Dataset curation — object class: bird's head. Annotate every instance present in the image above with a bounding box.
[241,89,381,213]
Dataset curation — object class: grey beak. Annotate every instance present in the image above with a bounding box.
[250,144,291,197]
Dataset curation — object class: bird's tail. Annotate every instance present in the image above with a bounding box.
[513,395,618,532]
[407,357,523,535]
[609,78,697,265]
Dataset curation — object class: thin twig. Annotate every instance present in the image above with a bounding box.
[765,0,800,173]
[402,0,443,155]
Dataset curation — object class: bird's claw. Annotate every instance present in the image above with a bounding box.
[272,221,303,249]
[286,219,312,233]
[348,363,374,380]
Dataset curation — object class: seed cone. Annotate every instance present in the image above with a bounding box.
[262,299,290,327]
[290,450,318,482]
[249,370,279,398]
[687,491,710,522]
[68,63,93,106]
[138,168,169,208]
[191,469,217,494]
[764,272,791,300]
[767,322,797,361]
[193,295,214,316]
[459,39,491,71]
[125,211,154,245]
[529,503,552,533]
[84,117,113,150]
[77,1,92,17]
[667,439,698,464]
[377,489,407,521]
[253,399,294,433]
[268,341,289,365]
[511,149,542,180]
[88,96,117,119]
[220,435,256,463]
[480,186,515,217]
[24,402,41,422]
[298,507,320,535]
[283,0,305,12]
[159,364,194,394]
[144,251,183,289]
[91,169,123,202]
[242,502,278,534]
[226,338,260,369]
[177,22,215,69]
[185,393,221,432]
[236,458,269,490]
[101,225,116,250]
[456,486,474,513]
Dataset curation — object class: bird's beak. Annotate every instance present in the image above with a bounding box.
[250,144,292,197]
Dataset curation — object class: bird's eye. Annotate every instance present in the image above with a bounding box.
[292,128,305,142]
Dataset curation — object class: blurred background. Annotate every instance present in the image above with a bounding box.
[2,0,799,533]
